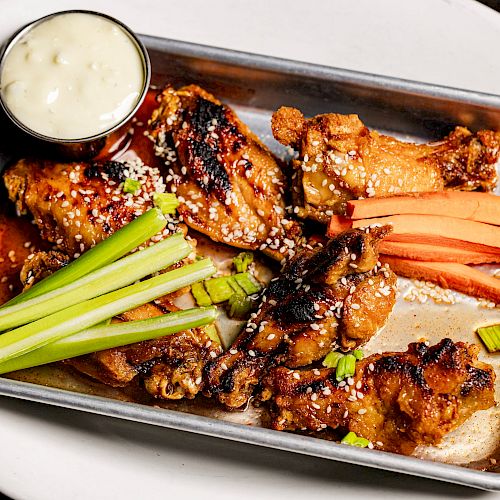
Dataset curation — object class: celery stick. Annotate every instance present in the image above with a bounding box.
[0,233,190,331]
[5,208,167,307]
[0,258,215,363]
[0,307,217,374]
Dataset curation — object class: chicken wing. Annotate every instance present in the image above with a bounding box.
[4,158,182,257]
[148,85,302,260]
[261,338,495,455]
[272,107,499,223]
[63,302,222,399]
[205,227,396,409]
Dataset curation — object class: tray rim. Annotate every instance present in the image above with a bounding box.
[140,34,500,107]
[0,377,498,491]
[1,34,499,491]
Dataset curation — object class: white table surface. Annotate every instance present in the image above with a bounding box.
[1,1,500,499]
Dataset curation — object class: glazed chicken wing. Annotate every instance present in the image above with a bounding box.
[66,303,221,399]
[272,107,499,222]
[205,227,397,409]
[261,339,495,455]
[148,85,302,260]
[4,158,181,256]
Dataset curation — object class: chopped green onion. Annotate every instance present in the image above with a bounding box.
[153,192,179,215]
[191,282,213,306]
[233,252,254,273]
[4,208,167,307]
[477,324,500,352]
[204,276,234,303]
[227,276,246,295]
[323,351,344,368]
[123,178,141,194]
[227,294,252,319]
[341,431,370,448]
[233,272,261,295]
[0,258,215,364]
[203,323,221,345]
[353,349,364,360]
[335,353,356,381]
[0,233,190,331]
[0,307,217,374]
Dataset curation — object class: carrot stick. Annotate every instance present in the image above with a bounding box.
[380,256,500,303]
[350,215,500,249]
[347,192,500,225]
[379,241,500,264]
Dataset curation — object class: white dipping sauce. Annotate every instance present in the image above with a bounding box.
[0,13,144,140]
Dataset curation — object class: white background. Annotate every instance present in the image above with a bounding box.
[1,1,500,499]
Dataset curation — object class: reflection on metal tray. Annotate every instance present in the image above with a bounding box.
[0,34,499,491]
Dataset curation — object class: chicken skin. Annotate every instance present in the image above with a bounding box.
[205,227,397,409]
[66,303,222,400]
[148,85,302,260]
[4,158,181,257]
[261,339,495,455]
[272,107,499,222]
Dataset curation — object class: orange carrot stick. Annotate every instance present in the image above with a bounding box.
[379,241,500,264]
[347,192,500,225]
[380,256,500,303]
[349,215,500,249]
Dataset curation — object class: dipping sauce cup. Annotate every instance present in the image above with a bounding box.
[0,10,151,160]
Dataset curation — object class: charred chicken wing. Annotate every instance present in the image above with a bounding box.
[66,303,222,399]
[261,339,495,455]
[272,107,499,222]
[4,158,181,256]
[205,227,397,409]
[148,85,302,260]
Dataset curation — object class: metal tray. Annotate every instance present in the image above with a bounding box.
[1,34,500,491]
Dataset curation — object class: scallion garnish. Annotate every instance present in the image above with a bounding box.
[123,177,141,194]
[335,353,356,381]
[3,208,167,307]
[353,349,364,360]
[233,272,261,295]
[341,431,370,448]
[227,294,252,319]
[0,232,190,332]
[203,323,221,345]
[153,192,179,215]
[322,351,344,368]
[0,258,216,364]
[204,276,234,303]
[0,307,218,374]
[191,282,213,306]
[477,324,500,352]
[233,252,253,273]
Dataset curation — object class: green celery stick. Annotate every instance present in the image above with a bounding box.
[0,233,190,331]
[4,208,167,307]
[0,258,215,363]
[0,307,217,374]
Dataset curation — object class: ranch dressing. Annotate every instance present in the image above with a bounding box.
[0,13,144,140]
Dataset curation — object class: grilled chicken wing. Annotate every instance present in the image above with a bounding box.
[205,227,396,409]
[272,107,499,222]
[4,158,182,256]
[261,339,495,455]
[66,303,222,399]
[148,85,302,260]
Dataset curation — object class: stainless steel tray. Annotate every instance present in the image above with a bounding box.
[1,34,500,491]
